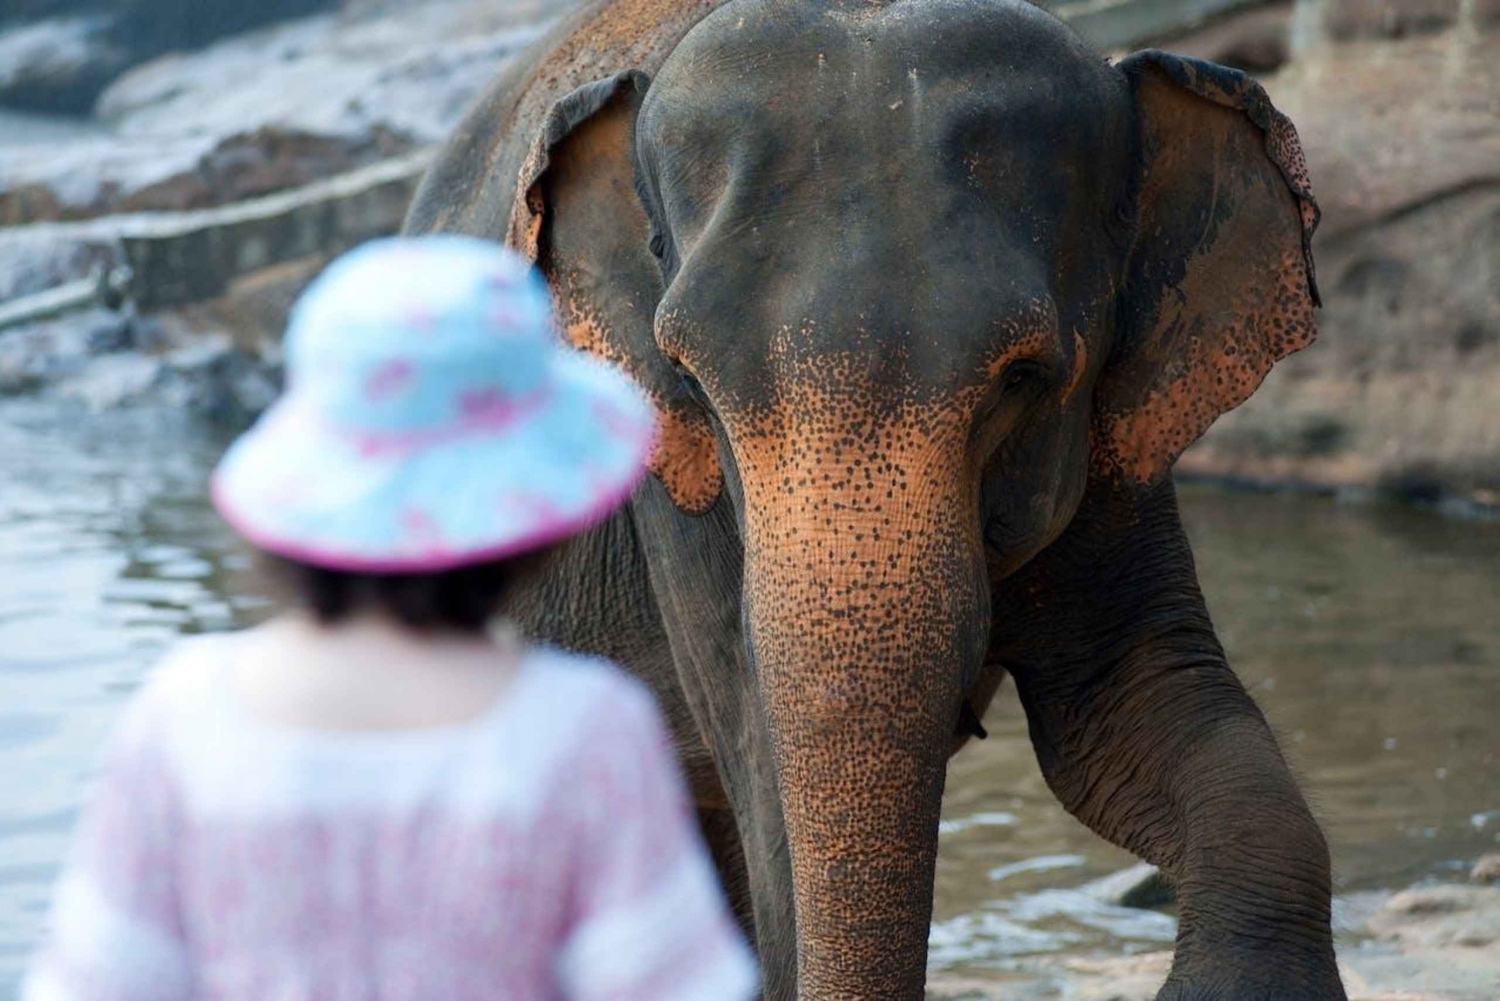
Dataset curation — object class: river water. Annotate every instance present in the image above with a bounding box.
[0,110,104,148]
[0,401,1497,994]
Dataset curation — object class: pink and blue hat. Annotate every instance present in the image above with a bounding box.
[210,236,656,572]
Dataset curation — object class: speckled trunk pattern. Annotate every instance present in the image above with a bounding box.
[729,351,988,999]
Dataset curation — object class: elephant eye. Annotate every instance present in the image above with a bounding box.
[672,358,706,400]
[1001,360,1046,393]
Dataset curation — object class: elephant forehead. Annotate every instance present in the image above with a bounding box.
[650,0,1121,141]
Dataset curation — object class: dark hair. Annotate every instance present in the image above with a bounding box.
[258,549,552,633]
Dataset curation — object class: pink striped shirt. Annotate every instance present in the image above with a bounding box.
[24,639,756,1001]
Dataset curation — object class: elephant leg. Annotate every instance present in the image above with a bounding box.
[991,480,1345,1000]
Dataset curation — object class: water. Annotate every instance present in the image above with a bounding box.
[0,111,105,148]
[1,403,1497,992]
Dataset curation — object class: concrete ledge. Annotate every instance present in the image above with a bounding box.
[115,150,433,311]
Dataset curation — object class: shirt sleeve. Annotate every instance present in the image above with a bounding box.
[556,677,758,1001]
[22,688,192,1001]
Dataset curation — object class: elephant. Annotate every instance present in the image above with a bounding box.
[403,1,1341,998]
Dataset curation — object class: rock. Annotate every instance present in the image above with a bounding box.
[1150,2,1293,75]
[83,308,132,353]
[1472,855,1500,884]
[0,16,131,116]
[0,219,123,300]
[55,351,164,410]
[0,308,100,392]
[1322,0,1462,40]
[158,333,283,424]
[1078,863,1177,910]
[0,292,280,422]
[0,0,560,224]
[174,255,328,354]
[0,0,340,116]
[1366,884,1500,950]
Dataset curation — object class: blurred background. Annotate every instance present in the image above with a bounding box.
[1,1,1497,998]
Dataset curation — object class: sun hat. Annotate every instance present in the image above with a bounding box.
[210,235,656,572]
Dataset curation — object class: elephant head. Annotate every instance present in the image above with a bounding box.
[424,0,1320,995]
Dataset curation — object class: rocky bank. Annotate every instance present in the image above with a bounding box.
[0,0,344,116]
[928,860,1500,1000]
[0,0,569,419]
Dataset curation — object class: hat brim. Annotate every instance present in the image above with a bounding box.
[211,352,657,573]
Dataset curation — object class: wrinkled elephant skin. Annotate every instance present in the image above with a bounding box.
[406,1,1344,999]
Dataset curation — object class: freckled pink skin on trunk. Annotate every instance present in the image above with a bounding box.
[729,349,990,998]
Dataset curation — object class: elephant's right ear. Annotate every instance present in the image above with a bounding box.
[1090,52,1321,488]
[508,71,724,516]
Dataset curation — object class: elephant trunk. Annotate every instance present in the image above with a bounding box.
[739,422,989,999]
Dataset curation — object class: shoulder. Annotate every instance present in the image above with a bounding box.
[110,634,230,742]
[521,645,669,742]
[133,633,233,719]
[523,646,660,712]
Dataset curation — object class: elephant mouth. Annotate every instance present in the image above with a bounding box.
[956,699,989,740]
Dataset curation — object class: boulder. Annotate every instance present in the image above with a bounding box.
[1366,885,1500,950]
[0,0,557,223]
[0,16,130,116]
[1472,855,1500,884]
[1148,1,1294,75]
[1078,863,1177,910]
[52,351,165,410]
[1322,0,1461,39]
[0,0,340,115]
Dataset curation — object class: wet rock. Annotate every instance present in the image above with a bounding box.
[0,0,559,224]
[83,308,132,353]
[54,351,164,410]
[0,0,340,116]
[1472,855,1500,884]
[112,126,413,218]
[0,16,131,116]
[1078,863,1176,910]
[0,308,100,392]
[0,222,121,300]
[1367,885,1500,950]
[158,334,283,424]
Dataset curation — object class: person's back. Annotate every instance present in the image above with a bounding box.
[23,237,757,1001]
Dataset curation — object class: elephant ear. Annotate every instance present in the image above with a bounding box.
[1091,50,1322,486]
[508,71,723,515]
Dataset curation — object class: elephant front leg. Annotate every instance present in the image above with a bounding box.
[993,481,1346,1000]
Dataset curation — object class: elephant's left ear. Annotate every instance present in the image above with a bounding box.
[1091,50,1321,486]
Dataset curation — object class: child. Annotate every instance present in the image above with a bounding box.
[23,237,757,1001]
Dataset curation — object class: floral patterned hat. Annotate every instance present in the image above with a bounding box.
[211,236,656,572]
